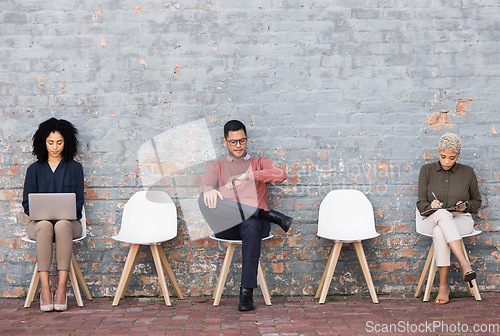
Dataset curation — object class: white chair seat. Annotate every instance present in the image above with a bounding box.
[209,233,274,244]
[315,189,379,304]
[417,229,482,239]
[209,233,273,306]
[112,190,184,307]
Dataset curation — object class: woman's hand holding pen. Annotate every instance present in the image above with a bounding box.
[431,200,443,208]
[431,192,443,209]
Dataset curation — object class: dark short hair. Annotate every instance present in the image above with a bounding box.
[224,120,247,138]
[32,118,79,162]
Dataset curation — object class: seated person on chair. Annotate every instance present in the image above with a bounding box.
[198,119,292,311]
[417,133,482,304]
[22,118,84,312]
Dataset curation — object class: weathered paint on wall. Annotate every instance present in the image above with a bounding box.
[0,0,498,299]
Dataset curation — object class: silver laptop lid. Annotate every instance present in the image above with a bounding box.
[28,193,77,221]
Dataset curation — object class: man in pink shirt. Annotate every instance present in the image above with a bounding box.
[199,120,292,311]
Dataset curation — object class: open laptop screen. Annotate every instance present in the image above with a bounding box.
[28,193,77,221]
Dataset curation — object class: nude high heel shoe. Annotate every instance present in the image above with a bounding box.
[54,293,68,311]
[40,292,54,312]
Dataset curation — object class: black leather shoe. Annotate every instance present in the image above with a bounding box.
[259,210,293,232]
[238,287,255,311]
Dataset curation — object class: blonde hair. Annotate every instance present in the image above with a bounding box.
[438,133,461,153]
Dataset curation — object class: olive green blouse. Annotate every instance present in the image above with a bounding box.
[417,162,482,215]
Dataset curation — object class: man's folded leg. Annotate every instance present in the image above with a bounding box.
[198,194,259,235]
[198,194,293,234]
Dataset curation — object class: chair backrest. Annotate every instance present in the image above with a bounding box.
[22,206,87,244]
[415,208,428,236]
[73,205,87,242]
[317,189,379,241]
[113,190,177,244]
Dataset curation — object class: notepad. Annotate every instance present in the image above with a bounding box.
[420,200,468,217]
[28,193,77,221]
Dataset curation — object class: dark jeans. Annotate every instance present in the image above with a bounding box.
[198,194,270,288]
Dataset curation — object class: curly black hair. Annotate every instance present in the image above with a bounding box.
[32,118,79,162]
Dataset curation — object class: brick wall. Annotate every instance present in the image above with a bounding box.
[1,0,498,299]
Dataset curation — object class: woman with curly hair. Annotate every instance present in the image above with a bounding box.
[417,133,481,304]
[22,118,84,312]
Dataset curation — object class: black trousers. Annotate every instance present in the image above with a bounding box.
[198,194,270,288]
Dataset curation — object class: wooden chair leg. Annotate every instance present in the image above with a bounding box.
[71,254,92,301]
[121,245,140,299]
[353,241,379,304]
[460,241,481,301]
[213,243,236,306]
[24,263,40,308]
[158,246,184,299]
[315,245,335,299]
[257,262,271,305]
[414,242,434,298]
[69,261,84,307]
[469,278,481,300]
[460,242,473,296]
[113,244,141,306]
[33,275,41,307]
[151,244,171,306]
[423,256,437,302]
[319,242,343,304]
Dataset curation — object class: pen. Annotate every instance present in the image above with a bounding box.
[431,192,438,201]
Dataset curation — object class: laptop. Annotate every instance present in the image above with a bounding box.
[28,193,77,221]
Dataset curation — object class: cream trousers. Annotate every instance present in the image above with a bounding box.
[417,209,474,267]
[27,220,82,272]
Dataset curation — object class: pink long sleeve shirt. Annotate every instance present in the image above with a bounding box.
[199,155,287,210]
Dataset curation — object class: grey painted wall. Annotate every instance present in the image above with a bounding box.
[1,0,498,299]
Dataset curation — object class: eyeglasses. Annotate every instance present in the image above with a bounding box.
[226,137,248,146]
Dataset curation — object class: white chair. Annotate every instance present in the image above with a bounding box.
[22,206,93,308]
[112,190,184,306]
[414,208,481,301]
[315,189,380,304]
[210,234,273,307]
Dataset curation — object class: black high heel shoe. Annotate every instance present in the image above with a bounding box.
[464,270,477,288]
